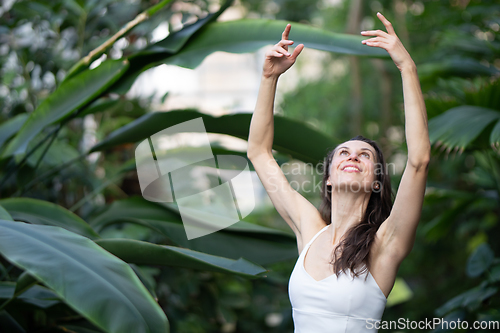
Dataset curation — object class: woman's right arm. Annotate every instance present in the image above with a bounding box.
[247,25,323,239]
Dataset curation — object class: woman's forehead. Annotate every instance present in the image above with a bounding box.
[335,140,374,152]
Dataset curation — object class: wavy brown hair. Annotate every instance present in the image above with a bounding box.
[319,135,394,279]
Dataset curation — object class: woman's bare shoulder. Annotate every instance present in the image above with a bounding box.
[296,216,329,254]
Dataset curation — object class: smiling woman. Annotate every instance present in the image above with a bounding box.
[246,12,431,333]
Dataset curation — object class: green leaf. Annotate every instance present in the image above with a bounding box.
[95,238,267,278]
[143,0,234,55]
[14,271,38,298]
[1,60,129,160]
[0,198,100,240]
[89,196,297,265]
[385,277,413,308]
[90,109,337,164]
[0,114,28,152]
[429,105,500,152]
[435,285,498,317]
[0,219,169,333]
[466,243,495,278]
[0,205,13,221]
[163,19,390,69]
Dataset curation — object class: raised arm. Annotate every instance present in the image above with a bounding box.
[247,25,323,240]
[361,13,431,262]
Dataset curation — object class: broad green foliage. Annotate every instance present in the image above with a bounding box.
[0,219,170,333]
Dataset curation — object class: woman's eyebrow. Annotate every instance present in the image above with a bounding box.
[337,146,375,156]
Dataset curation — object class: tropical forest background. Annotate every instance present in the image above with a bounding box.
[0,0,499,332]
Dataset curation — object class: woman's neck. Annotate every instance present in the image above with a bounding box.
[328,190,371,245]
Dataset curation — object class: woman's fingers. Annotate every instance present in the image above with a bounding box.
[376,12,396,36]
[361,37,388,45]
[290,43,304,60]
[282,23,291,40]
[278,39,294,52]
[278,40,294,46]
[274,45,291,56]
[360,30,390,38]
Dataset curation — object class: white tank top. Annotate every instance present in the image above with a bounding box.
[288,224,387,332]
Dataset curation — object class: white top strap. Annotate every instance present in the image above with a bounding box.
[305,224,330,249]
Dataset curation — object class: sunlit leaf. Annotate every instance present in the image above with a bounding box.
[164,19,389,69]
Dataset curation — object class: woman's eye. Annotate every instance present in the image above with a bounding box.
[340,150,348,155]
[362,153,370,158]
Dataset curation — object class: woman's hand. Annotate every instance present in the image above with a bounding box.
[263,24,304,79]
[361,12,415,72]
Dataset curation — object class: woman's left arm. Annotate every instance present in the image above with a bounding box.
[361,12,431,262]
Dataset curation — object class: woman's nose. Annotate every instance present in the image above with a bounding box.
[348,152,360,161]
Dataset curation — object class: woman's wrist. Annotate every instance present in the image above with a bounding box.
[399,61,417,74]
[262,72,281,80]
[262,72,280,81]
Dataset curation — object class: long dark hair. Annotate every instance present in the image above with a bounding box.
[319,135,394,279]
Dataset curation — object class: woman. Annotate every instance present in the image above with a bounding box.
[247,12,430,333]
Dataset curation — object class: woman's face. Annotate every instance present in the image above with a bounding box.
[328,140,379,193]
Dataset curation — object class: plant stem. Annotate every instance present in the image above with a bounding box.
[65,0,173,80]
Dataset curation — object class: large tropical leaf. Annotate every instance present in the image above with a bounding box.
[1,60,129,160]
[89,196,298,265]
[428,105,500,152]
[95,238,267,278]
[0,219,169,333]
[0,198,100,239]
[112,15,388,94]
[162,19,390,69]
[90,109,337,164]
